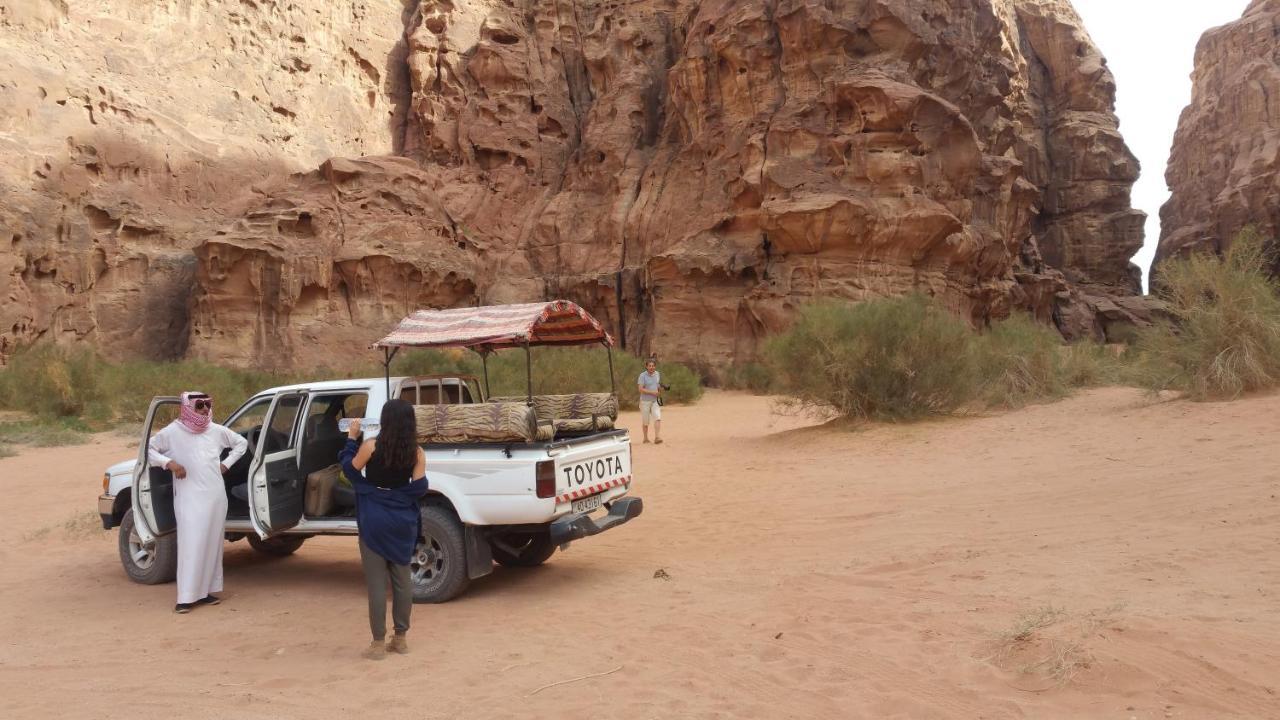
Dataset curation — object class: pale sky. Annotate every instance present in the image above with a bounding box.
[1072,0,1251,290]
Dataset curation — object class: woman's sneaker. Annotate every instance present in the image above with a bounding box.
[361,640,386,660]
[388,634,409,654]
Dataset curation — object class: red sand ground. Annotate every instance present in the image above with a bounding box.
[1,388,1277,718]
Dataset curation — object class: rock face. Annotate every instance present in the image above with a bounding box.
[1157,0,1280,273]
[0,0,411,360]
[3,0,1146,370]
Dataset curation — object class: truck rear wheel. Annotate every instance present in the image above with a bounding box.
[118,509,178,585]
[490,531,557,567]
[247,534,306,556]
[412,505,470,603]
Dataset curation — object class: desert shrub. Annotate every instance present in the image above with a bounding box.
[765,295,978,421]
[98,359,301,422]
[765,297,1121,421]
[972,314,1122,407]
[653,361,704,404]
[0,345,106,418]
[0,345,300,424]
[0,419,91,447]
[1133,229,1280,400]
[391,348,482,379]
[1060,342,1126,388]
[0,343,704,427]
[974,314,1071,408]
[476,346,702,406]
[722,362,777,394]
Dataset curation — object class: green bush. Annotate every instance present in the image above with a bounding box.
[0,343,704,427]
[1133,229,1280,400]
[0,345,300,425]
[765,295,978,420]
[1061,342,1125,388]
[0,345,106,418]
[722,362,777,394]
[0,419,91,447]
[464,346,701,407]
[764,297,1118,422]
[973,313,1071,408]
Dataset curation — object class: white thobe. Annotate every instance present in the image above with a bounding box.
[147,422,248,604]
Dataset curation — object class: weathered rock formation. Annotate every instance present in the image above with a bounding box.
[0,0,412,360]
[1157,0,1280,273]
[3,0,1147,370]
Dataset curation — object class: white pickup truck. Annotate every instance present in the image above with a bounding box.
[97,373,642,603]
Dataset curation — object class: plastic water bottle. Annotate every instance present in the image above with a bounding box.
[338,418,381,433]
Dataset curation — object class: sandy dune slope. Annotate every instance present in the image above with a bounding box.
[0,388,1277,719]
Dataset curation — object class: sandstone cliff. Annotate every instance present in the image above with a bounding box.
[0,0,411,360]
[2,0,1147,370]
[1157,0,1280,272]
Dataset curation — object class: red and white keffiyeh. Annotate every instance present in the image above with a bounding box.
[177,391,211,434]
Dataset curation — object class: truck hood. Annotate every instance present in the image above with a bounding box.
[106,458,136,477]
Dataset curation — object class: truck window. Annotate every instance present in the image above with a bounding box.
[228,397,273,435]
[148,404,180,438]
[267,395,303,451]
[344,394,368,418]
[226,394,300,454]
[401,382,462,405]
[299,392,368,476]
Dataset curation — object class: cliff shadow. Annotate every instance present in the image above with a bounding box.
[388,0,422,156]
[11,132,297,362]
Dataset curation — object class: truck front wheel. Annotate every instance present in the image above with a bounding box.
[247,535,307,556]
[412,505,470,603]
[490,531,557,567]
[118,509,178,585]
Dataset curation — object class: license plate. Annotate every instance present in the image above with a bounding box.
[571,494,603,514]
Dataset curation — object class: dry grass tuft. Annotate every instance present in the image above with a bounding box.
[988,603,1125,687]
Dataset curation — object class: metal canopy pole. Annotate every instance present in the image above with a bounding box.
[479,349,491,401]
[382,346,400,399]
[524,342,533,406]
[605,341,616,396]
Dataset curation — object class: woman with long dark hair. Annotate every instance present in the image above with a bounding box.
[339,399,427,660]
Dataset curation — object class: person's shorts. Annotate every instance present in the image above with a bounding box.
[640,400,662,423]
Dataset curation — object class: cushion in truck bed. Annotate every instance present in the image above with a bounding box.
[489,393,619,422]
[415,402,538,444]
[551,416,615,433]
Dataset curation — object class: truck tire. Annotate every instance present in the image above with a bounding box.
[412,505,470,603]
[247,534,307,556]
[490,531,557,568]
[118,509,178,585]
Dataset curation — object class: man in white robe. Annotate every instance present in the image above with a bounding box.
[147,392,248,613]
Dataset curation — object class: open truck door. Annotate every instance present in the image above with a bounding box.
[130,397,182,544]
[119,397,183,584]
[247,391,306,539]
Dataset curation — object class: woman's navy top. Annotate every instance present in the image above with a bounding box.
[339,438,427,566]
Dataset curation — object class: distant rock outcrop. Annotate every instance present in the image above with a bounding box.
[2,0,1149,369]
[1158,0,1280,273]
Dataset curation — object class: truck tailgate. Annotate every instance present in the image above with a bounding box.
[550,433,632,509]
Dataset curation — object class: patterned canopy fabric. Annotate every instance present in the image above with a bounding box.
[373,300,615,351]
